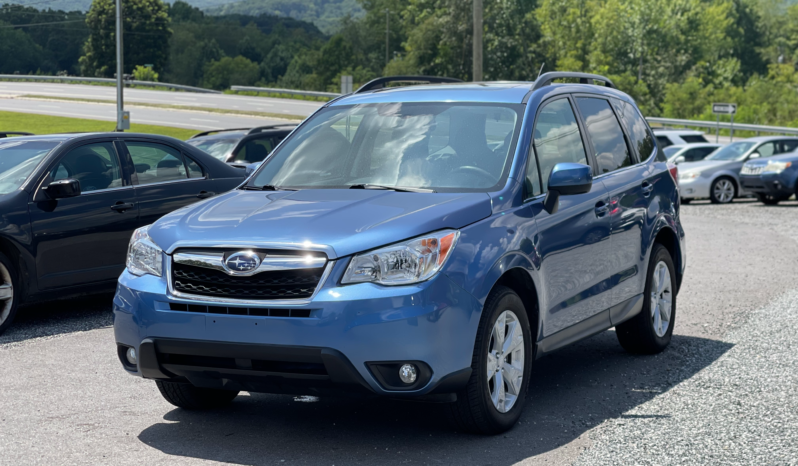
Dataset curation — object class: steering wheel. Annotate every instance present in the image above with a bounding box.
[450,166,497,184]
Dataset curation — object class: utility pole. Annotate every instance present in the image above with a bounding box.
[472,0,483,81]
[385,9,390,66]
[115,0,127,131]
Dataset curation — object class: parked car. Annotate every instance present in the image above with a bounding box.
[678,136,798,204]
[653,129,709,148]
[0,133,245,334]
[663,143,723,164]
[186,125,297,169]
[113,73,685,434]
[740,151,798,204]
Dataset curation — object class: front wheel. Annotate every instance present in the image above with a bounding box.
[616,244,676,354]
[710,177,736,204]
[756,193,787,205]
[447,286,533,435]
[156,381,239,409]
[0,252,20,336]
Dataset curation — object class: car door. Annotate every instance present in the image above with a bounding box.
[122,140,217,226]
[523,96,612,337]
[28,140,139,289]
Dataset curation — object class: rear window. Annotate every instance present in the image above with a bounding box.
[614,99,655,161]
[656,135,672,148]
[682,135,708,143]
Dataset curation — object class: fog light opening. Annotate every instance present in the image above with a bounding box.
[399,364,417,384]
[126,347,138,366]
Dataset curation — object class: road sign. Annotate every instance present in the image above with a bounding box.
[712,103,737,115]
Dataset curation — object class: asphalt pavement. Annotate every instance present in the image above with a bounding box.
[0,199,796,465]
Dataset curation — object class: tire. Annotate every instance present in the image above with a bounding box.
[155,380,239,410]
[709,177,736,204]
[0,252,21,336]
[616,244,676,354]
[447,286,533,435]
[756,193,785,205]
[680,198,691,205]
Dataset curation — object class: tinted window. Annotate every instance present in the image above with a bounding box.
[233,138,274,163]
[691,147,716,161]
[532,98,588,192]
[656,136,672,148]
[250,103,521,192]
[682,135,709,143]
[53,142,123,192]
[186,157,204,178]
[778,140,798,154]
[577,97,631,174]
[126,142,188,185]
[615,99,655,161]
[0,139,61,195]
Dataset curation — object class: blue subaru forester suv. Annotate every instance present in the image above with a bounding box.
[114,73,686,434]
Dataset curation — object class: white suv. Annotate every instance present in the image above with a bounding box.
[653,129,709,148]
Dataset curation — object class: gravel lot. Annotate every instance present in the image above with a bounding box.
[0,199,796,465]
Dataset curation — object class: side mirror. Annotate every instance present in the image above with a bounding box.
[46,178,81,199]
[748,152,761,159]
[543,163,593,214]
[674,155,686,164]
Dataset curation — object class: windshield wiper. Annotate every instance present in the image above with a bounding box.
[348,184,435,193]
[240,185,298,191]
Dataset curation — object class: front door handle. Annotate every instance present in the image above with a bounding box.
[595,201,609,217]
[642,181,654,198]
[110,202,135,212]
[197,191,216,199]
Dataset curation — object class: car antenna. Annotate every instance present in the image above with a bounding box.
[536,63,545,81]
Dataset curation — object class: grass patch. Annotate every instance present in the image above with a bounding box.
[18,94,306,121]
[225,89,334,102]
[0,111,197,139]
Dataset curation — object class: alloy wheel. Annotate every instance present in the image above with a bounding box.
[713,179,735,203]
[650,261,672,337]
[0,262,13,326]
[487,310,525,413]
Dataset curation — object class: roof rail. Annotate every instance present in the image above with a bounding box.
[531,72,615,92]
[0,132,33,138]
[190,128,252,139]
[354,75,464,94]
[247,124,298,135]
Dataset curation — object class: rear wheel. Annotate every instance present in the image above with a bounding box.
[0,252,20,336]
[616,244,676,354]
[710,177,736,204]
[156,380,239,409]
[447,286,533,435]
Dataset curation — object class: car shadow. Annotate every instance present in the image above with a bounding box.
[0,293,114,345]
[137,330,733,465]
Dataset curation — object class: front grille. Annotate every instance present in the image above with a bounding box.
[171,255,325,300]
[168,302,313,318]
[159,353,328,375]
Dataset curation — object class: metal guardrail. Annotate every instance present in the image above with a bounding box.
[647,117,798,136]
[0,75,222,94]
[230,85,341,99]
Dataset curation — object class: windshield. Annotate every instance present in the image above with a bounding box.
[187,136,242,161]
[663,146,683,158]
[706,141,756,161]
[249,103,522,192]
[0,139,61,194]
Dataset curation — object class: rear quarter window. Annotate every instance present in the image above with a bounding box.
[613,98,656,161]
[682,135,709,144]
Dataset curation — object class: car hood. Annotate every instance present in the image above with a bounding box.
[148,189,493,259]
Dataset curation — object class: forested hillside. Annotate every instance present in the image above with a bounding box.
[207,0,363,34]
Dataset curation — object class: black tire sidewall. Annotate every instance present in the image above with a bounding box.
[643,245,677,348]
[474,288,533,431]
[0,252,20,335]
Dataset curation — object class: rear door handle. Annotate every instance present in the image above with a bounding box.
[110,202,135,212]
[642,182,654,197]
[197,191,216,199]
[595,201,609,217]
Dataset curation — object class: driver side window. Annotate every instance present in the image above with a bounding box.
[531,98,589,193]
[52,142,123,193]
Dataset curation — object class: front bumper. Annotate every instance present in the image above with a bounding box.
[740,174,793,197]
[113,261,481,398]
[677,175,711,199]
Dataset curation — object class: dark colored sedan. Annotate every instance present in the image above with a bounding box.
[740,152,798,204]
[185,124,297,169]
[0,133,245,333]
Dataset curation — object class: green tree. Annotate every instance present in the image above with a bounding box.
[0,21,46,74]
[203,55,260,89]
[132,64,158,81]
[80,0,172,77]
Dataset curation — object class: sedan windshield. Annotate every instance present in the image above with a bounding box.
[706,141,756,161]
[249,102,522,192]
[0,139,62,194]
[187,136,242,161]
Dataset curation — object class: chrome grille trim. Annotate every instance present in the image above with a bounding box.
[173,252,327,276]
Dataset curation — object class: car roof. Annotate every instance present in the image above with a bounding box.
[328,81,632,106]
[737,135,798,143]
[652,129,705,136]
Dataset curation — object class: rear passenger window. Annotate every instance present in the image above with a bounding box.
[126,142,188,185]
[615,99,655,161]
[656,136,672,148]
[531,98,589,192]
[185,157,204,178]
[233,139,274,163]
[576,97,631,174]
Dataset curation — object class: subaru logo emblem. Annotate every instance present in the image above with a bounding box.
[224,251,261,274]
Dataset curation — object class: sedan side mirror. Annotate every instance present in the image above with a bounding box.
[748,152,761,159]
[46,178,81,199]
[674,155,686,164]
[543,163,593,214]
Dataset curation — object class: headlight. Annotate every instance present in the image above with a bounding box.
[342,230,459,286]
[764,161,792,174]
[126,225,163,277]
[679,172,699,180]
